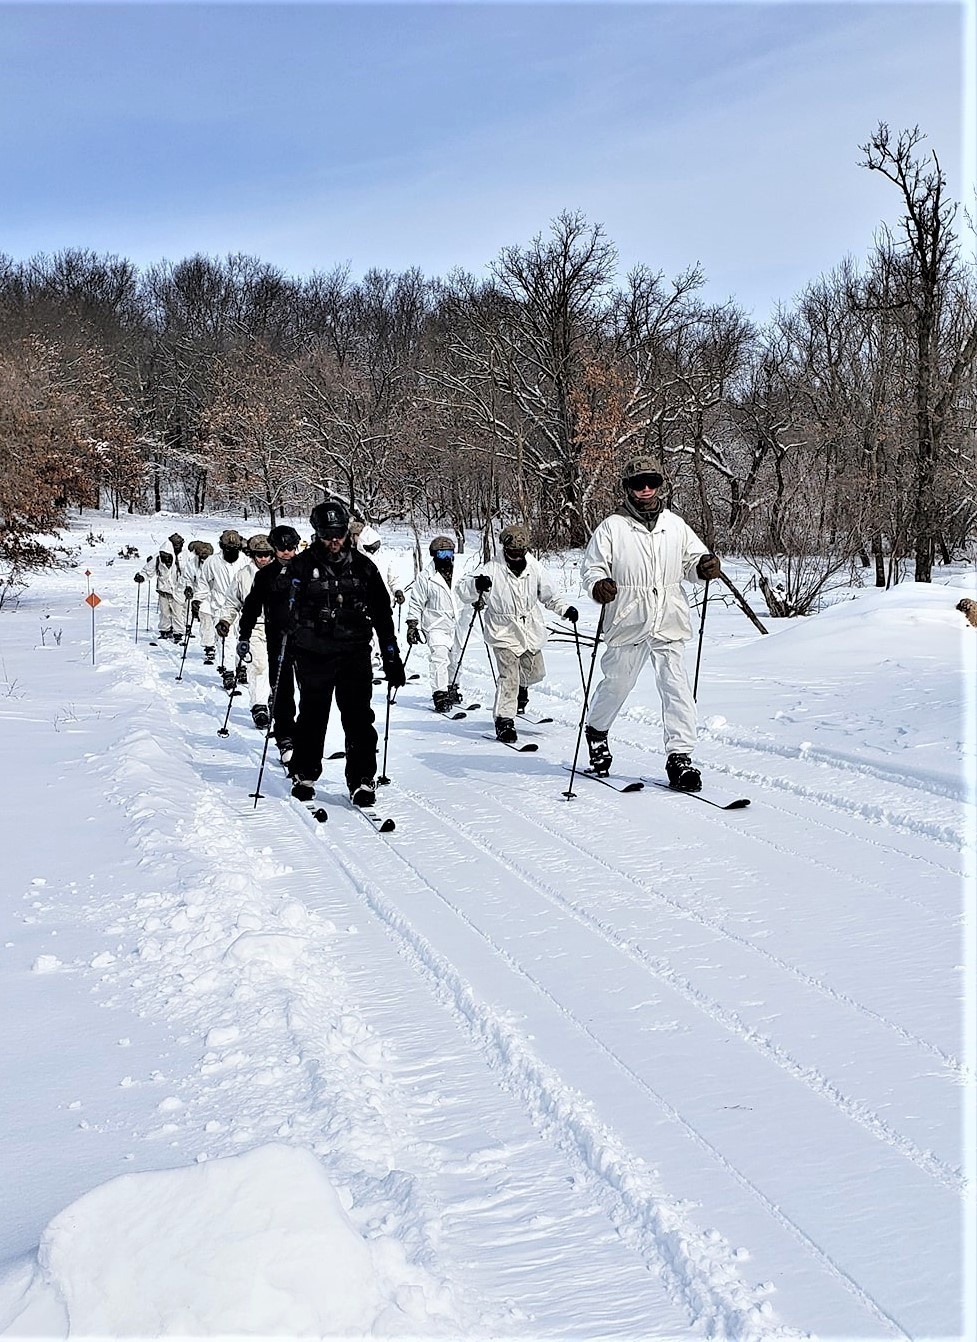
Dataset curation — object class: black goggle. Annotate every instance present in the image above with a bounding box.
[434,548,454,561]
[362,541,381,554]
[625,472,664,491]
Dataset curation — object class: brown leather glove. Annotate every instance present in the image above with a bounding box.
[696,554,721,580]
[591,578,618,604]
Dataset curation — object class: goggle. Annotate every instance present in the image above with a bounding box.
[433,548,454,560]
[273,544,297,554]
[316,529,346,540]
[362,541,381,554]
[625,472,664,491]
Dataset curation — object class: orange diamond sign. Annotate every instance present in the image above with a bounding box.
[85,592,101,608]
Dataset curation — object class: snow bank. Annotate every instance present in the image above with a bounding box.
[2,1144,433,1337]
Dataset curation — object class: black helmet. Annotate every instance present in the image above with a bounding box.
[269,524,301,552]
[310,500,349,540]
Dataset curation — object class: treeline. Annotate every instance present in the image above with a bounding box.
[2,124,975,614]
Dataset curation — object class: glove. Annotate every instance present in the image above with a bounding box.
[564,605,579,623]
[191,600,200,618]
[696,554,721,580]
[215,619,231,639]
[406,620,422,646]
[474,575,492,593]
[184,586,193,601]
[134,573,146,584]
[393,589,405,605]
[592,579,618,604]
[236,639,250,661]
[382,644,406,689]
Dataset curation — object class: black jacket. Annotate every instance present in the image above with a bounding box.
[288,541,397,656]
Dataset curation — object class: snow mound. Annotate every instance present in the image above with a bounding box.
[2,1144,435,1337]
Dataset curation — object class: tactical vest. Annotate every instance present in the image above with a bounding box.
[294,555,374,649]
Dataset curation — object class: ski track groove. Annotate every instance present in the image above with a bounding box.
[398,747,965,1080]
[306,789,914,1340]
[387,776,964,1190]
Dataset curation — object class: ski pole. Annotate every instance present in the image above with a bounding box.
[390,643,415,706]
[475,607,497,686]
[251,626,292,806]
[692,578,710,701]
[448,598,483,689]
[218,634,227,674]
[217,652,248,737]
[175,607,197,681]
[563,607,606,800]
[572,620,586,693]
[377,685,394,785]
[134,582,141,644]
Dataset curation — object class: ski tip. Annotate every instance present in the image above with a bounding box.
[519,742,539,752]
[327,750,346,760]
[309,806,328,822]
[378,818,396,832]
[620,781,644,792]
[727,798,751,809]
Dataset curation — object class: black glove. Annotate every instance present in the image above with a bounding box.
[697,554,721,580]
[592,579,618,604]
[406,620,422,646]
[382,643,406,688]
[564,605,579,623]
[134,573,146,584]
[236,639,250,660]
[184,586,193,601]
[474,575,492,593]
[393,589,405,605]
[191,600,200,618]
[215,619,231,639]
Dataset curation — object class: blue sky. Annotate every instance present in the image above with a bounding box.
[0,2,968,320]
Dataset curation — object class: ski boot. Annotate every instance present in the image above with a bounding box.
[236,664,248,686]
[251,703,271,730]
[585,726,612,776]
[432,690,450,714]
[221,668,238,693]
[516,686,529,715]
[203,646,215,666]
[665,753,702,792]
[495,717,518,744]
[446,682,463,708]
[350,779,377,808]
[277,737,294,766]
[290,777,316,802]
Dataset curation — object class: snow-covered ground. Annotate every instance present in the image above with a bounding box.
[0,510,973,1341]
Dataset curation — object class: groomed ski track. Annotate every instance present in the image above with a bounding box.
[92,598,966,1341]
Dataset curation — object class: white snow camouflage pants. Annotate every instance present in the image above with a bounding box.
[492,647,544,720]
[586,636,697,756]
[427,627,468,693]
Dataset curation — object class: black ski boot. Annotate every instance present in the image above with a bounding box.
[446,682,463,707]
[585,725,612,775]
[665,752,702,792]
[251,703,271,730]
[495,717,518,744]
[277,737,294,766]
[516,686,529,715]
[350,779,376,807]
[203,646,215,666]
[236,664,248,686]
[290,777,315,802]
[433,690,450,714]
[221,668,237,693]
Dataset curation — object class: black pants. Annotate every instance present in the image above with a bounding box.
[290,644,377,792]
[266,629,297,742]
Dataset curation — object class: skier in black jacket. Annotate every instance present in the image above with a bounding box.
[286,501,405,807]
[238,524,302,765]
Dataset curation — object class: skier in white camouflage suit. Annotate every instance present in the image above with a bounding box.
[134,533,186,641]
[182,540,216,664]
[194,529,251,685]
[406,536,468,713]
[456,523,578,743]
[217,534,274,730]
[581,456,721,792]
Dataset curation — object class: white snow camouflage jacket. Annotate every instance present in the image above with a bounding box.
[455,554,572,655]
[219,561,265,636]
[193,552,251,615]
[581,508,709,645]
[406,563,462,642]
[142,540,184,597]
